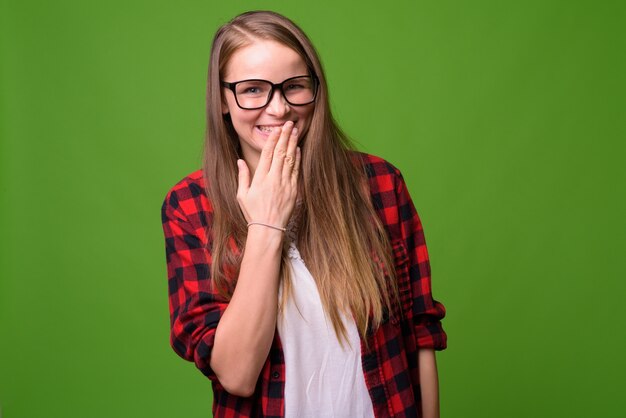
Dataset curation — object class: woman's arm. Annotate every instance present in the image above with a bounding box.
[419,348,440,418]
[209,226,283,397]
[209,122,300,397]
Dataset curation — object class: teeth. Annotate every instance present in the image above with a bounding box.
[257,125,281,133]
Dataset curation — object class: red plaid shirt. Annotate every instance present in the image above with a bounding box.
[162,153,447,418]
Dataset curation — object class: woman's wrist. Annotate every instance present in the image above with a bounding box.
[247,221,286,232]
[245,222,285,250]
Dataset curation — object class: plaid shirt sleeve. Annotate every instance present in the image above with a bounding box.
[394,166,447,349]
[363,153,447,349]
[161,170,226,380]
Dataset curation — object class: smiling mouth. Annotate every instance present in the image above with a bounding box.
[256,122,297,133]
[257,125,279,133]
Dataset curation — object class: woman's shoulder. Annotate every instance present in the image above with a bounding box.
[162,169,211,218]
[349,151,404,182]
[166,169,205,195]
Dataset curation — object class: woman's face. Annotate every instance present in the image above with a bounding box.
[222,39,314,172]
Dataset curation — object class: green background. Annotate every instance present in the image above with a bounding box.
[1,0,624,417]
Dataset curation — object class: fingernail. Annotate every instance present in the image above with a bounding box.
[292,127,298,136]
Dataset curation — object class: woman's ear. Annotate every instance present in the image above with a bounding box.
[221,97,229,115]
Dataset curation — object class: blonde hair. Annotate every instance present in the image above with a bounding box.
[204,11,398,342]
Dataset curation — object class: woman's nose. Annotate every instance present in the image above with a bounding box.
[265,89,289,117]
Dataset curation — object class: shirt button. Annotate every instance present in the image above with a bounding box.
[272,371,280,379]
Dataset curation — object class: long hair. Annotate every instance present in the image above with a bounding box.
[204,10,398,342]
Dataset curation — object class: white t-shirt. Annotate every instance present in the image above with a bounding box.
[276,242,375,418]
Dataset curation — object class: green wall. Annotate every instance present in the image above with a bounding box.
[1,1,624,417]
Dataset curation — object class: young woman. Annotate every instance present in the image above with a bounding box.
[162,10,447,418]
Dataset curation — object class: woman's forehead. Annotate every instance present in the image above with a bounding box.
[224,39,307,82]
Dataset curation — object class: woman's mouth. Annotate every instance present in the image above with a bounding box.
[256,125,279,133]
[255,123,298,135]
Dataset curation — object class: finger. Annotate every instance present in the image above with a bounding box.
[236,159,251,219]
[269,121,294,176]
[291,146,301,186]
[282,126,299,179]
[255,127,282,178]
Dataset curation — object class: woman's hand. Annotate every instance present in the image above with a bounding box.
[236,121,301,230]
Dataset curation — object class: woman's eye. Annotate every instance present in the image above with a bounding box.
[238,83,268,95]
[285,83,304,91]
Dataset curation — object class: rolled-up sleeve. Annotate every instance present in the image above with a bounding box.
[161,184,228,380]
[394,172,447,350]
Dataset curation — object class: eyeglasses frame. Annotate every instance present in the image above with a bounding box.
[221,74,319,110]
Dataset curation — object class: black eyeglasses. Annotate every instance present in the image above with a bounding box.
[221,75,318,110]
